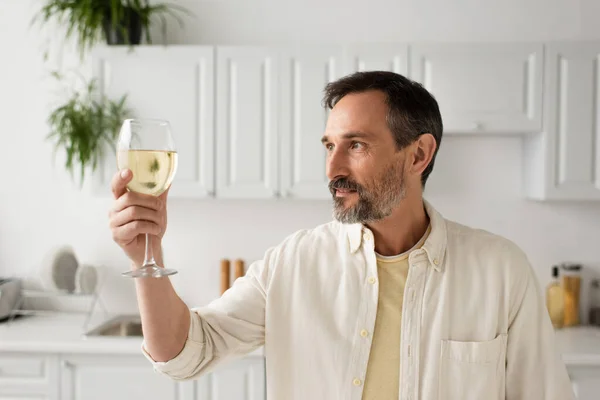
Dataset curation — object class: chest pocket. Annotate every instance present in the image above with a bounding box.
[439,334,507,400]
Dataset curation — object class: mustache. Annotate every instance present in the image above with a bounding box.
[329,177,362,194]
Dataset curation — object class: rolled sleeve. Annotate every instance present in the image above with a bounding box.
[141,308,207,380]
[140,248,274,381]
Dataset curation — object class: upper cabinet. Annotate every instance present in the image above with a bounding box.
[215,47,280,199]
[344,44,409,75]
[409,44,543,134]
[524,43,600,201]
[91,46,215,198]
[89,42,600,201]
[279,46,344,199]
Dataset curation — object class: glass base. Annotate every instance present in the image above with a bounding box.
[122,264,178,278]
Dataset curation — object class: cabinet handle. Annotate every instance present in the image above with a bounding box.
[207,190,215,197]
[471,121,483,130]
[274,190,291,198]
[62,360,72,369]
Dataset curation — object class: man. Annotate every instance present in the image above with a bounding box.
[108,71,574,399]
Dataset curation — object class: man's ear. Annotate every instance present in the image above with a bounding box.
[409,133,437,177]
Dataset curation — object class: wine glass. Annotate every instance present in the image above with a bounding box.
[116,119,178,278]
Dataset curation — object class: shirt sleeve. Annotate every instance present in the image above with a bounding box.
[505,246,576,400]
[141,247,275,381]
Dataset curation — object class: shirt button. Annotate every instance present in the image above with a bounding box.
[353,378,362,386]
[360,329,369,338]
[363,232,372,242]
[368,277,377,284]
[433,258,439,265]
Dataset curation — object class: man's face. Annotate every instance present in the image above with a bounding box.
[322,90,408,224]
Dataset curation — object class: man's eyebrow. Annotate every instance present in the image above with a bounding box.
[321,132,371,144]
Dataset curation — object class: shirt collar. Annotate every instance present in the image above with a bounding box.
[421,199,447,272]
[344,198,448,272]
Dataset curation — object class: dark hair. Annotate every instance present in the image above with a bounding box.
[322,71,443,187]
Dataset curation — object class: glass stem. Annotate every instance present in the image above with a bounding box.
[143,233,157,267]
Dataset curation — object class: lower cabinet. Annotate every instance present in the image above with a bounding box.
[3,352,595,400]
[568,366,600,400]
[60,355,184,400]
[194,358,265,400]
[0,354,59,400]
[0,352,265,400]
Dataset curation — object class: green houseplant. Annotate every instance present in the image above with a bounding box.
[46,73,132,185]
[33,0,190,58]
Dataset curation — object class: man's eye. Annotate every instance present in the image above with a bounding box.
[351,142,364,149]
[325,143,334,151]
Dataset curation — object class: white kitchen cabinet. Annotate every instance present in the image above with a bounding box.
[279,46,344,199]
[409,43,543,134]
[60,355,186,400]
[0,354,59,400]
[0,350,265,400]
[216,47,280,199]
[61,354,265,400]
[91,46,216,198]
[568,366,600,400]
[194,357,265,400]
[343,44,409,75]
[87,43,600,201]
[524,43,600,201]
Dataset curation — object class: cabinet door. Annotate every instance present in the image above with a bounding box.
[524,43,600,200]
[91,46,215,198]
[568,366,600,400]
[216,47,279,198]
[194,357,265,400]
[0,354,59,400]
[344,44,408,75]
[409,43,543,134]
[280,46,344,199]
[60,355,187,400]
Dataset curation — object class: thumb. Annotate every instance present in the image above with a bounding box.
[111,169,133,199]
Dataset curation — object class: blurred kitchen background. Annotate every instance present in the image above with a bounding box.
[2,0,600,399]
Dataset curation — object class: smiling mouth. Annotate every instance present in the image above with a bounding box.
[335,188,358,197]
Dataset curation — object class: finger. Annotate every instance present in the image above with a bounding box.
[111,169,133,199]
[113,191,163,213]
[110,206,163,229]
[158,186,170,202]
[112,221,161,243]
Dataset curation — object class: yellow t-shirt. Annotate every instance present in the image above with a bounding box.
[362,226,431,400]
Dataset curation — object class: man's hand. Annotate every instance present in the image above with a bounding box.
[108,169,169,267]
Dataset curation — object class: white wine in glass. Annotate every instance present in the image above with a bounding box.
[116,119,178,278]
[119,150,178,196]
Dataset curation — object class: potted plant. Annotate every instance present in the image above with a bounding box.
[46,73,132,185]
[33,0,190,58]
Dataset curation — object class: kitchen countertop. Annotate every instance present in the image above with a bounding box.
[555,325,600,367]
[0,313,264,357]
[1,313,598,366]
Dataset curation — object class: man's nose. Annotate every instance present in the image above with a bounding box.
[326,148,350,181]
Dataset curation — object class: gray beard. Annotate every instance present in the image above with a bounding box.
[332,163,406,224]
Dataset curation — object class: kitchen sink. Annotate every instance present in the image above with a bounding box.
[85,315,143,337]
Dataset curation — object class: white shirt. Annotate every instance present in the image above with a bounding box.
[142,200,575,400]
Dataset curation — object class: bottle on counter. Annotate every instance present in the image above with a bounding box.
[220,259,231,295]
[546,265,565,329]
[589,279,600,327]
[561,263,582,327]
[234,259,245,280]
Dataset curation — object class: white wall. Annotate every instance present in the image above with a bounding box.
[1,0,600,316]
